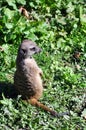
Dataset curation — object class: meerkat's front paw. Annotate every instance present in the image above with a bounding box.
[39,68,43,76]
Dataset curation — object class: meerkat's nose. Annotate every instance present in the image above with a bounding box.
[38,48,42,53]
[35,47,42,54]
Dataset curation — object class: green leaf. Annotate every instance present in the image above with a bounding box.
[16,0,26,5]
[6,0,17,9]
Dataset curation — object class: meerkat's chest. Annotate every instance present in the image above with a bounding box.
[24,58,39,74]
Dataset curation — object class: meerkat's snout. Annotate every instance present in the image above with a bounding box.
[34,47,42,54]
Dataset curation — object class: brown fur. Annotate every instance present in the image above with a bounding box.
[14,40,69,117]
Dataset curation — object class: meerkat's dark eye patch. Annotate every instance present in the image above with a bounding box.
[30,47,36,51]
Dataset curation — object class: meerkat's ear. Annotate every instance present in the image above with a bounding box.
[21,48,26,54]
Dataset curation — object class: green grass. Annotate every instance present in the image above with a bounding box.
[0,0,86,129]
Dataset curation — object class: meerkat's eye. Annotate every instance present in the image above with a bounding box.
[30,47,36,51]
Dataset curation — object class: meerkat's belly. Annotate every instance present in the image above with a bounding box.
[14,70,43,99]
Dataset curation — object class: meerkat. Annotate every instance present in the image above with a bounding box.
[14,39,69,117]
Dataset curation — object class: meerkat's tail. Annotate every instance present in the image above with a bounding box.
[28,98,70,117]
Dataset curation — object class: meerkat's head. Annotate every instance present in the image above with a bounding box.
[18,39,42,59]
